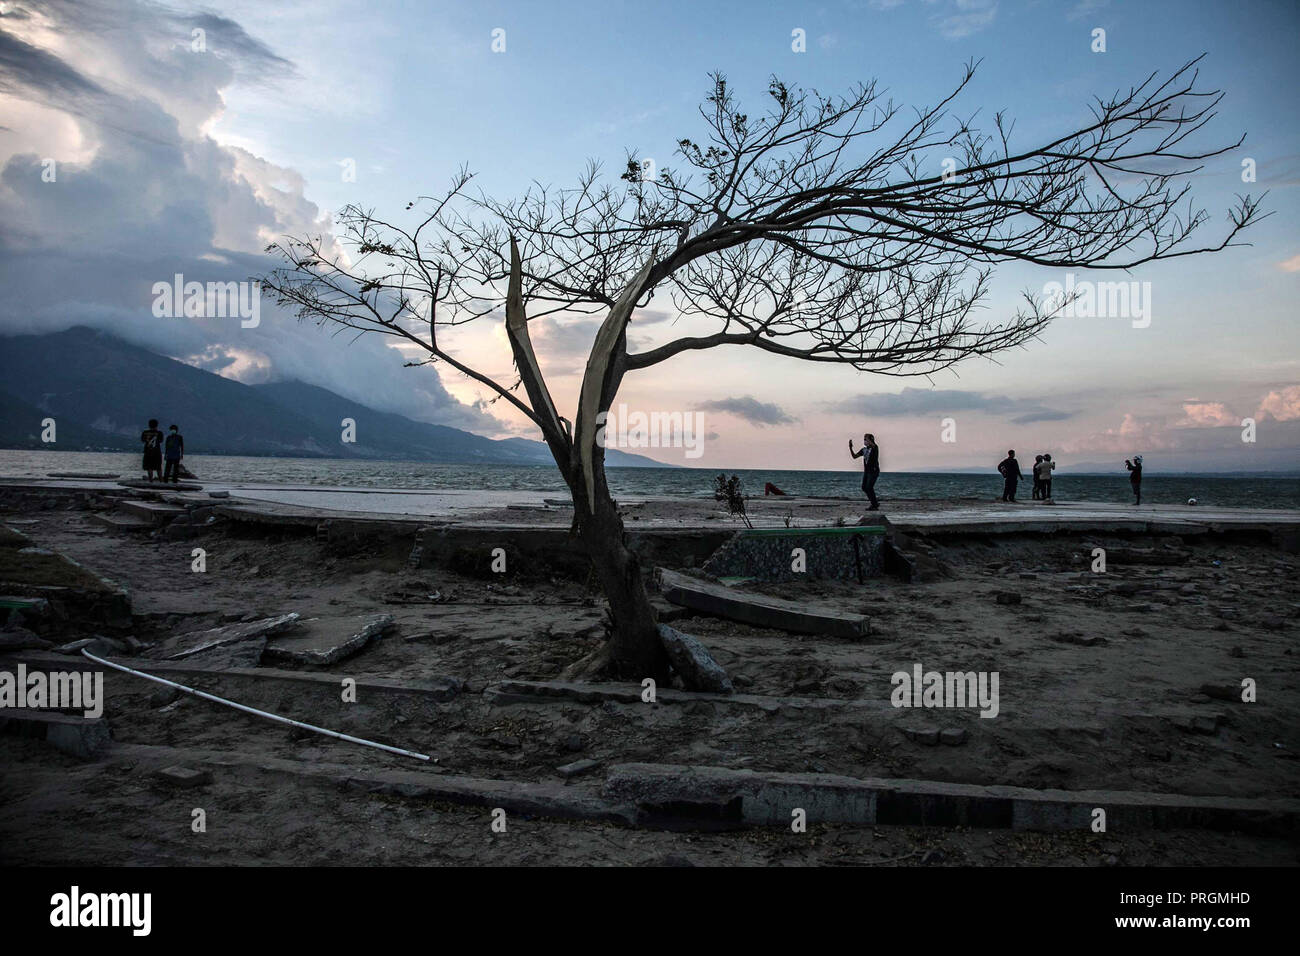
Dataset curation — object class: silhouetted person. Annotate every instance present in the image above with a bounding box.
[1032,455,1045,499]
[1039,453,1055,500]
[163,424,185,483]
[140,418,163,482]
[1126,455,1143,505]
[998,450,1023,502]
[849,433,881,510]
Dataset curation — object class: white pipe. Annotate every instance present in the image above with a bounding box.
[82,649,431,762]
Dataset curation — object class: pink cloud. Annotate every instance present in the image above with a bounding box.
[1177,401,1237,428]
[1062,413,1173,455]
[1257,385,1300,422]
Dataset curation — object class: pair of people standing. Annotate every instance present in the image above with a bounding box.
[1031,454,1055,500]
[140,419,185,482]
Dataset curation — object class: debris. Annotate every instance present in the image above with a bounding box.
[556,758,601,779]
[900,727,940,746]
[159,613,301,661]
[1200,683,1242,703]
[940,727,969,746]
[657,623,734,694]
[0,711,110,760]
[155,766,212,788]
[995,591,1021,605]
[263,615,395,667]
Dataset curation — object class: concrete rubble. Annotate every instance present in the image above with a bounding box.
[155,613,302,661]
[263,614,396,666]
[657,623,733,694]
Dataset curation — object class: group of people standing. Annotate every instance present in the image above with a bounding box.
[995,450,1057,502]
[846,433,1147,508]
[140,419,186,483]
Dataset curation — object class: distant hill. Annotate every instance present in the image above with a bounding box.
[0,327,667,467]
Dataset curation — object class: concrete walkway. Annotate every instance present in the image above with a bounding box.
[6,477,1299,533]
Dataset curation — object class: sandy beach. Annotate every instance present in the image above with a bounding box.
[1,478,1297,866]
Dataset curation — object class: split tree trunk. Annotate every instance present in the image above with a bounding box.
[504,238,667,680]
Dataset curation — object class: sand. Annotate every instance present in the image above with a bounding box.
[1,487,1297,866]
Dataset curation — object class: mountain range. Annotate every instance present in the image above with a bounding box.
[0,327,666,467]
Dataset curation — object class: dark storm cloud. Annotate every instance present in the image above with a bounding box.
[0,0,502,435]
[697,396,798,426]
[830,387,1074,424]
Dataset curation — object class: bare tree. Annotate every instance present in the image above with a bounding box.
[263,57,1263,680]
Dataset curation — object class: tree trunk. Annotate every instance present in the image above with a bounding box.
[569,458,670,682]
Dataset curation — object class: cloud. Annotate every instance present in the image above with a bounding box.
[1066,0,1109,21]
[830,387,1073,424]
[0,0,501,435]
[1276,254,1300,273]
[1257,385,1300,422]
[933,0,998,39]
[1062,413,1174,455]
[697,395,798,427]
[1176,401,1237,428]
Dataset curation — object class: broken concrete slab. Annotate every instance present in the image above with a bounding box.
[604,763,1300,834]
[155,766,212,788]
[157,613,301,661]
[658,624,733,694]
[0,711,110,759]
[86,512,153,534]
[116,500,187,525]
[656,569,871,640]
[263,614,395,666]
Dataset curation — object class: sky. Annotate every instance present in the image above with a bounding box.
[0,0,1297,472]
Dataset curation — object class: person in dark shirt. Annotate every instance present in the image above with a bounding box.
[997,450,1023,502]
[1032,454,1045,499]
[1125,455,1143,505]
[163,424,185,484]
[140,419,163,481]
[849,433,881,510]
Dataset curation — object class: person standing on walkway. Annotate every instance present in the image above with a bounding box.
[1032,455,1045,499]
[163,424,185,484]
[140,419,163,482]
[1126,455,1143,505]
[849,433,881,510]
[998,450,1023,502]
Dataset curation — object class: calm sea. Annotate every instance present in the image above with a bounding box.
[1,449,1298,510]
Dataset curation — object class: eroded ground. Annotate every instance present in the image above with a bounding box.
[2,495,1298,866]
